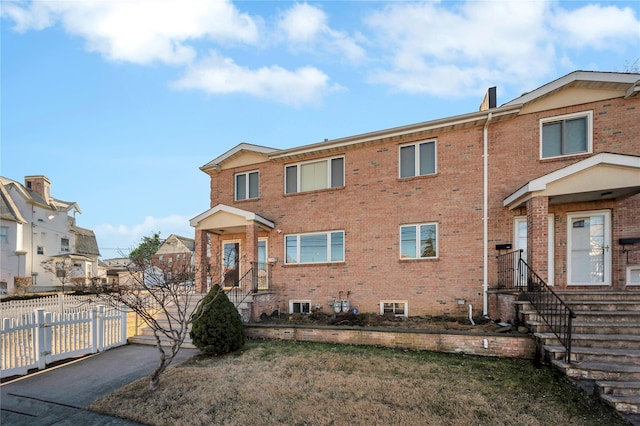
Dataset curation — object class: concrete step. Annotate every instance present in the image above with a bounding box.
[597,381,640,397]
[554,290,640,302]
[522,309,640,324]
[552,359,640,381]
[572,321,640,335]
[536,332,640,350]
[128,333,196,349]
[545,345,640,365]
[598,394,640,415]
[567,301,640,311]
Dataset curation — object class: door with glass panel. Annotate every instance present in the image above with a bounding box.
[222,241,240,288]
[257,239,268,290]
[567,211,611,286]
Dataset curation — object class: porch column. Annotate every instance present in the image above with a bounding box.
[194,229,209,293]
[526,196,549,281]
[245,222,259,265]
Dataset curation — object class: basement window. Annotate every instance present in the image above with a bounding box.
[290,300,311,314]
[381,301,407,317]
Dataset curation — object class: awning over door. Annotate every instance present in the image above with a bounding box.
[189,204,275,234]
[504,153,640,210]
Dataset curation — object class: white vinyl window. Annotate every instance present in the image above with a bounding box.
[400,223,438,259]
[381,301,407,317]
[61,238,70,252]
[285,156,344,194]
[399,140,436,178]
[290,300,311,314]
[540,111,592,159]
[285,231,344,264]
[235,171,259,200]
[0,227,7,243]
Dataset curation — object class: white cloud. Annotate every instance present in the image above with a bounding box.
[550,4,640,50]
[94,215,193,258]
[278,3,365,63]
[2,0,258,65]
[172,51,339,106]
[364,1,639,98]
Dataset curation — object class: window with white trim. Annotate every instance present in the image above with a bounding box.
[285,156,344,194]
[61,238,70,252]
[540,111,592,159]
[381,301,407,317]
[0,227,7,243]
[235,171,259,200]
[399,140,436,178]
[400,223,437,259]
[285,231,344,264]
[290,300,311,314]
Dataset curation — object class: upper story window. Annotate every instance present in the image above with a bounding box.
[285,156,344,194]
[399,140,436,178]
[540,111,592,159]
[400,223,438,259]
[235,171,259,201]
[0,227,7,243]
[61,238,70,252]
[285,231,345,264]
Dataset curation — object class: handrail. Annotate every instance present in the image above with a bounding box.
[496,249,524,289]
[225,262,270,307]
[496,250,575,362]
[519,258,576,363]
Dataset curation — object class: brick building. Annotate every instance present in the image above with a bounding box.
[190,71,640,322]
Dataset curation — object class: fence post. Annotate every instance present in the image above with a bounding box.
[58,292,64,314]
[91,308,98,354]
[97,305,105,352]
[35,309,46,370]
[120,305,128,344]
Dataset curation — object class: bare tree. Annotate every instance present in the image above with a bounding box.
[41,256,84,292]
[91,244,224,391]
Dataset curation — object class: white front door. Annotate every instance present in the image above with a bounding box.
[567,210,611,286]
[514,215,554,285]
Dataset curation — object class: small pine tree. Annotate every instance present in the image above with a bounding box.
[190,284,245,354]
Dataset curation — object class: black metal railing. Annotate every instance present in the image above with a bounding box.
[496,249,525,289]
[225,262,270,307]
[496,250,576,362]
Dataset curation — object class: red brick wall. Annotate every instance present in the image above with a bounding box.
[246,325,536,359]
[204,95,639,318]
[487,96,640,289]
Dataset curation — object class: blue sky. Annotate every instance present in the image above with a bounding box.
[1,0,639,258]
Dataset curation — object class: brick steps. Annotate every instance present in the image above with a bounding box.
[518,291,640,415]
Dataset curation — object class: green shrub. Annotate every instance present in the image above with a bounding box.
[190,284,245,355]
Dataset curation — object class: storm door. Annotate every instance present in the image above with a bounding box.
[567,211,611,286]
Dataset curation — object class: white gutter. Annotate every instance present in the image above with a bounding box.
[483,112,492,317]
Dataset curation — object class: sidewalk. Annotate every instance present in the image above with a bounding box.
[1,344,200,425]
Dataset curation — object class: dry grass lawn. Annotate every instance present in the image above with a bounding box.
[90,340,628,426]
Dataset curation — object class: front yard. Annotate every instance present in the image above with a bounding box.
[89,340,628,426]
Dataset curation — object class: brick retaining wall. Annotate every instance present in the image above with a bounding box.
[246,324,535,359]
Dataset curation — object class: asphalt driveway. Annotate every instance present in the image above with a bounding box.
[1,344,200,425]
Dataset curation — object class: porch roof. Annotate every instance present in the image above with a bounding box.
[189,204,275,234]
[503,153,640,210]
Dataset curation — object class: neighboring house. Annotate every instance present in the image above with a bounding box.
[102,257,134,287]
[151,234,195,271]
[0,175,101,294]
[190,71,640,322]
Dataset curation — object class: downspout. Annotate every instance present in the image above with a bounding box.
[483,112,493,317]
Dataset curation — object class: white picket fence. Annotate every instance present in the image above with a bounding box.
[1,305,127,378]
[0,293,102,319]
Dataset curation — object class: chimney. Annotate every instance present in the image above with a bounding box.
[479,87,497,111]
[24,175,51,202]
